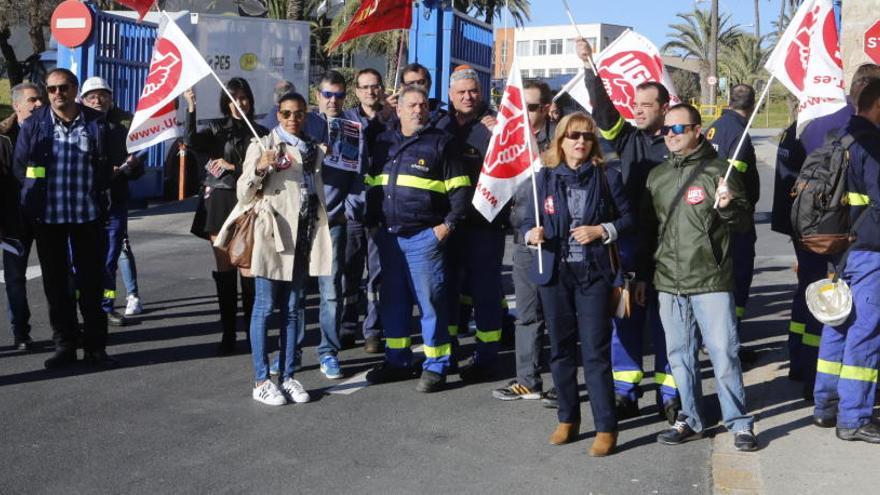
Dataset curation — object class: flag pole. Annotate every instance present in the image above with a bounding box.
[561,0,599,74]
[159,10,268,153]
[527,130,544,275]
[712,74,775,208]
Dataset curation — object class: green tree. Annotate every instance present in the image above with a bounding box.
[663,8,742,105]
[720,34,770,88]
[455,0,531,27]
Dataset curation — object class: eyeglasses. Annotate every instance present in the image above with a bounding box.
[278,109,306,120]
[564,131,593,141]
[403,79,427,88]
[84,92,110,102]
[47,84,71,94]
[660,123,697,135]
[526,103,543,112]
[319,90,346,100]
[357,84,382,91]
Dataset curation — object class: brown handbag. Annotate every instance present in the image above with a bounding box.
[226,208,257,269]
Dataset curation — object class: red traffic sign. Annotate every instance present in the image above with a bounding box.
[51,0,94,49]
[866,20,880,65]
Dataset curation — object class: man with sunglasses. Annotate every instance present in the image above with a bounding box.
[576,38,681,423]
[636,103,757,451]
[303,70,360,379]
[1,82,44,351]
[339,68,389,354]
[387,63,447,124]
[13,68,126,369]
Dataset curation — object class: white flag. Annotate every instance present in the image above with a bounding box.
[554,30,680,121]
[473,58,540,222]
[127,16,213,153]
[764,0,846,127]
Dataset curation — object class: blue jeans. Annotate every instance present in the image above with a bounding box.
[250,270,306,383]
[118,236,139,296]
[3,230,34,341]
[657,291,753,433]
[316,223,346,357]
[377,227,451,374]
[102,212,127,312]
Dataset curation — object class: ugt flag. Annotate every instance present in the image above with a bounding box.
[114,0,155,21]
[127,16,212,153]
[473,59,540,222]
[326,0,412,52]
[556,30,680,122]
[764,0,846,127]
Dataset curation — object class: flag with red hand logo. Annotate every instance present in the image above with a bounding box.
[765,0,846,127]
[473,59,541,222]
[326,0,412,52]
[114,0,155,21]
[127,16,212,152]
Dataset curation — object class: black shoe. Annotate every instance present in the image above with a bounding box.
[364,335,384,354]
[339,332,357,350]
[416,370,446,393]
[542,387,559,409]
[107,311,128,327]
[657,414,703,445]
[44,349,77,369]
[14,338,34,351]
[459,360,496,384]
[836,422,880,443]
[83,349,121,368]
[366,362,415,384]
[733,430,758,451]
[738,347,758,364]
[661,397,682,425]
[813,415,837,428]
[615,395,640,420]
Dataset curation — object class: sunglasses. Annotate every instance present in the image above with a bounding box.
[278,109,306,120]
[564,131,594,141]
[526,103,544,112]
[403,79,427,87]
[320,90,346,100]
[357,84,382,91]
[47,84,71,94]
[661,123,697,135]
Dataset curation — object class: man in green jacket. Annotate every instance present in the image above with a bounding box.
[635,103,758,452]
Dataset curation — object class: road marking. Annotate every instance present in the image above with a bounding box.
[0,265,42,282]
[326,371,370,395]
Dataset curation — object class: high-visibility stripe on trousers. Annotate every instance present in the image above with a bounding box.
[376,228,451,374]
[813,251,880,429]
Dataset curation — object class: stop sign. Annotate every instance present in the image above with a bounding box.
[866,19,880,65]
[50,0,94,49]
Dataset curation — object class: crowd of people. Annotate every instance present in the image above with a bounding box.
[2,38,880,456]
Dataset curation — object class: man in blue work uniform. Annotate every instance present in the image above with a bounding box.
[782,64,880,399]
[364,86,471,393]
[576,38,680,422]
[340,68,390,354]
[705,84,760,363]
[812,78,880,443]
[304,70,361,380]
[436,65,508,382]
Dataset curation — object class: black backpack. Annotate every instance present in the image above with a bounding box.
[790,132,858,254]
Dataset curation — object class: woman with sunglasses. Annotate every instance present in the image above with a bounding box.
[215,92,333,405]
[522,112,633,457]
[184,77,269,354]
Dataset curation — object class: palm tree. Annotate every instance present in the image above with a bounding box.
[455,0,531,27]
[720,34,770,87]
[663,8,742,104]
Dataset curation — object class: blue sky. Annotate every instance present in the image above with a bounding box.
[518,0,784,48]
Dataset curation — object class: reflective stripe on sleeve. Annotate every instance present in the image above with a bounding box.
[444,175,471,191]
[847,192,870,206]
[599,116,626,141]
[26,166,46,179]
[729,159,748,173]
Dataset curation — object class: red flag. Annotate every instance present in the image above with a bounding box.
[115,0,155,21]
[326,0,412,52]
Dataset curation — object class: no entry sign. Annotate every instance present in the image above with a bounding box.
[51,0,94,49]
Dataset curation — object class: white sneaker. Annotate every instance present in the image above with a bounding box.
[281,378,311,403]
[124,294,143,316]
[252,380,287,406]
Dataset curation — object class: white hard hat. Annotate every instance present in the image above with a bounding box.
[806,278,852,327]
[81,76,112,97]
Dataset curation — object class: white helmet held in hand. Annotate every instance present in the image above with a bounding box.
[806,278,852,327]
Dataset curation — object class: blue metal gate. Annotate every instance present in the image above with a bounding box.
[56,4,164,200]
[409,4,493,104]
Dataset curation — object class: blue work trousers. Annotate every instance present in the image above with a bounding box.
[790,246,830,380]
[731,226,757,320]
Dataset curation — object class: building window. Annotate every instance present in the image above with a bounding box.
[549,39,563,55]
[521,70,530,80]
[564,67,578,75]
[516,41,530,56]
[531,69,546,78]
[565,38,577,54]
[534,40,547,56]
[500,43,508,64]
[549,68,562,77]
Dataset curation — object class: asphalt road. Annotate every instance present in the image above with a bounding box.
[0,130,793,494]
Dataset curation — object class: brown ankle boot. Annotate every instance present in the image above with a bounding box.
[549,422,580,445]
[588,431,618,457]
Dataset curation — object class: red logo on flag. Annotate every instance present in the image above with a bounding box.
[598,51,664,120]
[136,38,182,112]
[544,196,556,214]
[482,86,532,180]
[686,187,705,205]
[784,5,821,92]
[326,0,412,52]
